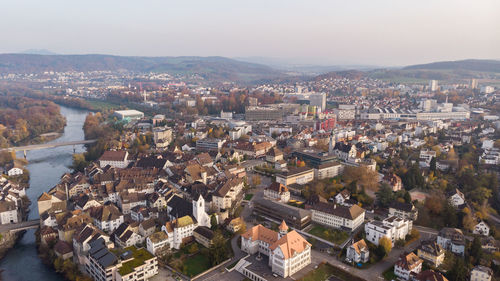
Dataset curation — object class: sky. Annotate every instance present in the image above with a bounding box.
[1,0,499,66]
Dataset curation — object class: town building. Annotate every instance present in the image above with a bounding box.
[314,162,343,180]
[240,221,311,278]
[365,216,412,246]
[263,182,290,203]
[310,202,365,232]
[99,151,130,169]
[394,252,423,280]
[470,265,493,281]
[346,239,369,263]
[417,240,445,267]
[388,202,418,221]
[436,227,465,255]
[275,167,314,187]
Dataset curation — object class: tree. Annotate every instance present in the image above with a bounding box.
[210,214,218,230]
[470,236,482,264]
[343,166,379,191]
[251,174,261,187]
[424,192,444,215]
[446,257,468,281]
[430,157,437,172]
[71,153,89,172]
[376,184,394,208]
[379,237,392,254]
[209,230,228,266]
[188,243,199,254]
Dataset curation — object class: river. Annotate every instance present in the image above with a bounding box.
[0,106,89,281]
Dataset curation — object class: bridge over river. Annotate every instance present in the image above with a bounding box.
[0,220,39,233]
[0,139,97,154]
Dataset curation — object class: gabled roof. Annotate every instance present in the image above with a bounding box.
[311,202,365,220]
[269,230,311,259]
[350,239,368,254]
[99,150,127,162]
[241,224,279,245]
[395,252,422,271]
[266,182,289,194]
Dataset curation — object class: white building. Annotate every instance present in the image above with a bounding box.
[99,151,130,168]
[346,239,369,263]
[394,252,423,280]
[7,167,23,177]
[0,201,20,224]
[314,162,343,180]
[310,202,365,232]
[365,216,412,246]
[473,221,490,236]
[113,109,144,121]
[447,189,466,208]
[161,215,197,250]
[470,265,493,281]
[263,182,290,203]
[146,231,170,255]
[436,227,465,255]
[240,221,311,278]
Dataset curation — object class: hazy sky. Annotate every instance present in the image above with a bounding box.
[1,0,499,66]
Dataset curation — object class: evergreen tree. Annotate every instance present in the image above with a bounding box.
[430,157,437,172]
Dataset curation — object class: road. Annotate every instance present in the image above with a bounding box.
[0,139,96,152]
[0,219,39,233]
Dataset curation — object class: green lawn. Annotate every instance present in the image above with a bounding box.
[307,224,349,245]
[183,253,212,277]
[244,194,254,201]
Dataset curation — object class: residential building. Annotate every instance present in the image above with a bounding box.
[470,265,492,281]
[417,240,445,267]
[414,270,449,281]
[227,217,245,233]
[195,138,225,152]
[193,226,214,248]
[473,220,490,236]
[314,162,343,180]
[394,252,423,280]
[436,227,465,255]
[146,231,170,256]
[389,202,418,221]
[447,189,466,208]
[365,216,412,246]
[263,182,290,203]
[346,239,369,263]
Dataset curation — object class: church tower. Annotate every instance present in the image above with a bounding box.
[193,195,210,227]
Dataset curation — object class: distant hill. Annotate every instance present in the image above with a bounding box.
[403,59,500,73]
[314,70,366,81]
[0,54,285,83]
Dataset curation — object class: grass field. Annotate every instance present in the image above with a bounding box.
[307,224,349,245]
[183,253,212,277]
[244,193,254,201]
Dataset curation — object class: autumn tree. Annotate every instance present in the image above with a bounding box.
[379,237,392,256]
[342,166,379,191]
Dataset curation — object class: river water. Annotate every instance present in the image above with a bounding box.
[0,106,89,281]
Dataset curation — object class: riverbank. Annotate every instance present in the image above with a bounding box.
[0,106,88,281]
